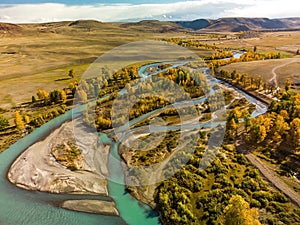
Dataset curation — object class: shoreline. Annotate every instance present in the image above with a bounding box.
[7,119,119,216]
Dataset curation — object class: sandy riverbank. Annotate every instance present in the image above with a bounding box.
[61,200,119,216]
[7,119,119,215]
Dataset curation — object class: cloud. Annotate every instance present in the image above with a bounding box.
[0,0,299,24]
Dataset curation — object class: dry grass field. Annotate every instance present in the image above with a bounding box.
[0,21,191,111]
[222,56,300,87]
[1,21,300,115]
[213,31,300,55]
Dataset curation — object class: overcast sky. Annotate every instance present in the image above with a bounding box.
[0,0,299,23]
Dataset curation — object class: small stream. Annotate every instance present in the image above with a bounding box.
[0,61,267,225]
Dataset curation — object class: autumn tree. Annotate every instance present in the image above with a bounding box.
[37,89,49,100]
[284,78,292,92]
[96,115,112,130]
[14,112,25,131]
[272,114,289,140]
[37,89,49,105]
[77,89,88,103]
[49,89,67,104]
[61,90,67,103]
[24,115,30,124]
[248,117,267,144]
[224,195,261,225]
[289,118,300,150]
[242,110,251,132]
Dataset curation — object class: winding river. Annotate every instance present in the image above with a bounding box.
[0,62,267,225]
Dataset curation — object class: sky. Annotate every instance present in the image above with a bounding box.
[0,0,299,23]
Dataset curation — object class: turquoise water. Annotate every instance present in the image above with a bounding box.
[0,109,126,225]
[0,62,267,225]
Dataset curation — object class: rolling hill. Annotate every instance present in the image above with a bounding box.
[0,17,300,34]
[174,17,300,32]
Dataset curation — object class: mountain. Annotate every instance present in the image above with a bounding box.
[1,17,300,34]
[174,17,300,32]
[174,19,213,30]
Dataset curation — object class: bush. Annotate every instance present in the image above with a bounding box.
[235,154,248,165]
[266,201,285,213]
[250,199,261,208]
[241,177,260,193]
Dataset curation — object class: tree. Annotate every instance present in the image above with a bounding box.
[0,115,9,130]
[31,96,36,103]
[14,112,25,131]
[77,89,87,103]
[253,46,257,52]
[227,118,238,140]
[24,115,30,124]
[61,90,67,103]
[68,69,74,78]
[289,118,300,150]
[224,195,261,225]
[37,89,49,100]
[242,110,251,132]
[49,89,67,104]
[296,49,300,55]
[284,78,292,92]
[272,114,289,140]
[37,89,49,105]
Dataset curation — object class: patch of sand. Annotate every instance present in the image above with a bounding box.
[8,120,110,195]
[61,200,119,216]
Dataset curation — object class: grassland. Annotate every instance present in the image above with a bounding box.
[0,21,189,110]
[212,31,300,54]
[221,56,300,87]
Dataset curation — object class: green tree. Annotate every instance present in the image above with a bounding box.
[0,115,9,130]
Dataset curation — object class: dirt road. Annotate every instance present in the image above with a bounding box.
[235,136,300,208]
[245,153,300,208]
[269,59,298,88]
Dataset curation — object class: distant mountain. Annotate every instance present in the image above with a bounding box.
[174,17,300,32]
[1,17,300,34]
[174,19,212,30]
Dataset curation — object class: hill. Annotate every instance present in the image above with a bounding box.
[118,20,187,33]
[174,17,300,32]
[174,19,212,30]
[0,22,22,34]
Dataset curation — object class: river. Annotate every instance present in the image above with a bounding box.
[0,62,267,225]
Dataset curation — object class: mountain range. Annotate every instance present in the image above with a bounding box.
[1,17,300,34]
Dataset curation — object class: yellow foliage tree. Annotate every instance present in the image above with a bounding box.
[289,118,300,150]
[24,115,30,124]
[14,111,25,131]
[224,195,261,225]
[37,89,49,100]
